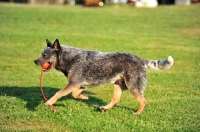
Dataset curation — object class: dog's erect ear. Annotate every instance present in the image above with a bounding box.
[53,39,61,51]
[46,39,53,47]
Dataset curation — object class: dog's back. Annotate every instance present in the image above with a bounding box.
[58,45,146,88]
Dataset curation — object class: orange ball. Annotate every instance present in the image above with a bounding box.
[41,62,50,69]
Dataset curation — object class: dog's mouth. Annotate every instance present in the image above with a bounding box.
[42,62,53,72]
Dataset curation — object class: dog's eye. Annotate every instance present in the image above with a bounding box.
[42,54,47,58]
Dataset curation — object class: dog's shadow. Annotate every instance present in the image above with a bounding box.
[0,86,106,111]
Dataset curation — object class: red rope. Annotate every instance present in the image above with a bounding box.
[40,69,57,111]
[40,70,48,101]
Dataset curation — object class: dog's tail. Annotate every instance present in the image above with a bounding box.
[144,56,174,70]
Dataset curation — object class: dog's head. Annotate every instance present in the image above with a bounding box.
[34,39,61,72]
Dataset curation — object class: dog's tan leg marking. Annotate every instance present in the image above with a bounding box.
[100,84,125,112]
[72,88,88,100]
[45,84,79,106]
[132,91,147,114]
[67,72,73,80]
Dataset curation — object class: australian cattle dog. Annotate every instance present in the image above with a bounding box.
[34,39,174,114]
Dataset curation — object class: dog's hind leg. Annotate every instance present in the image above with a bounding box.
[125,73,147,114]
[100,84,126,112]
[72,88,88,100]
[131,90,147,114]
[45,84,79,106]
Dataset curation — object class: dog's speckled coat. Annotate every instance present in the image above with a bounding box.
[34,39,174,114]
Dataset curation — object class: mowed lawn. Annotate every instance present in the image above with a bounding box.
[0,3,199,132]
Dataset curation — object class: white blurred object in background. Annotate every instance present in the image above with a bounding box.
[136,0,158,7]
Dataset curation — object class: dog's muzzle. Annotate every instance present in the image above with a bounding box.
[34,60,39,65]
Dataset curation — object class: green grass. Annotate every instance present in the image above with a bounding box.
[0,3,200,132]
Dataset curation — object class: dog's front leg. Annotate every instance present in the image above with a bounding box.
[45,84,79,106]
[72,88,89,100]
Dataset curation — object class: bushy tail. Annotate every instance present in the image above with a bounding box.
[145,56,174,70]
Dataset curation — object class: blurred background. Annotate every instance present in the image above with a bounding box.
[0,0,199,6]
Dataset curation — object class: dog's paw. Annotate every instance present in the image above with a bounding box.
[80,94,89,100]
[49,105,58,112]
[133,112,138,115]
[133,111,142,115]
[44,101,51,106]
[99,106,108,112]
[45,102,58,112]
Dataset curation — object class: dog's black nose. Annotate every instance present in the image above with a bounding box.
[34,60,38,65]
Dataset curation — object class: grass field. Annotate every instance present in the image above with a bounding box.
[0,2,200,132]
